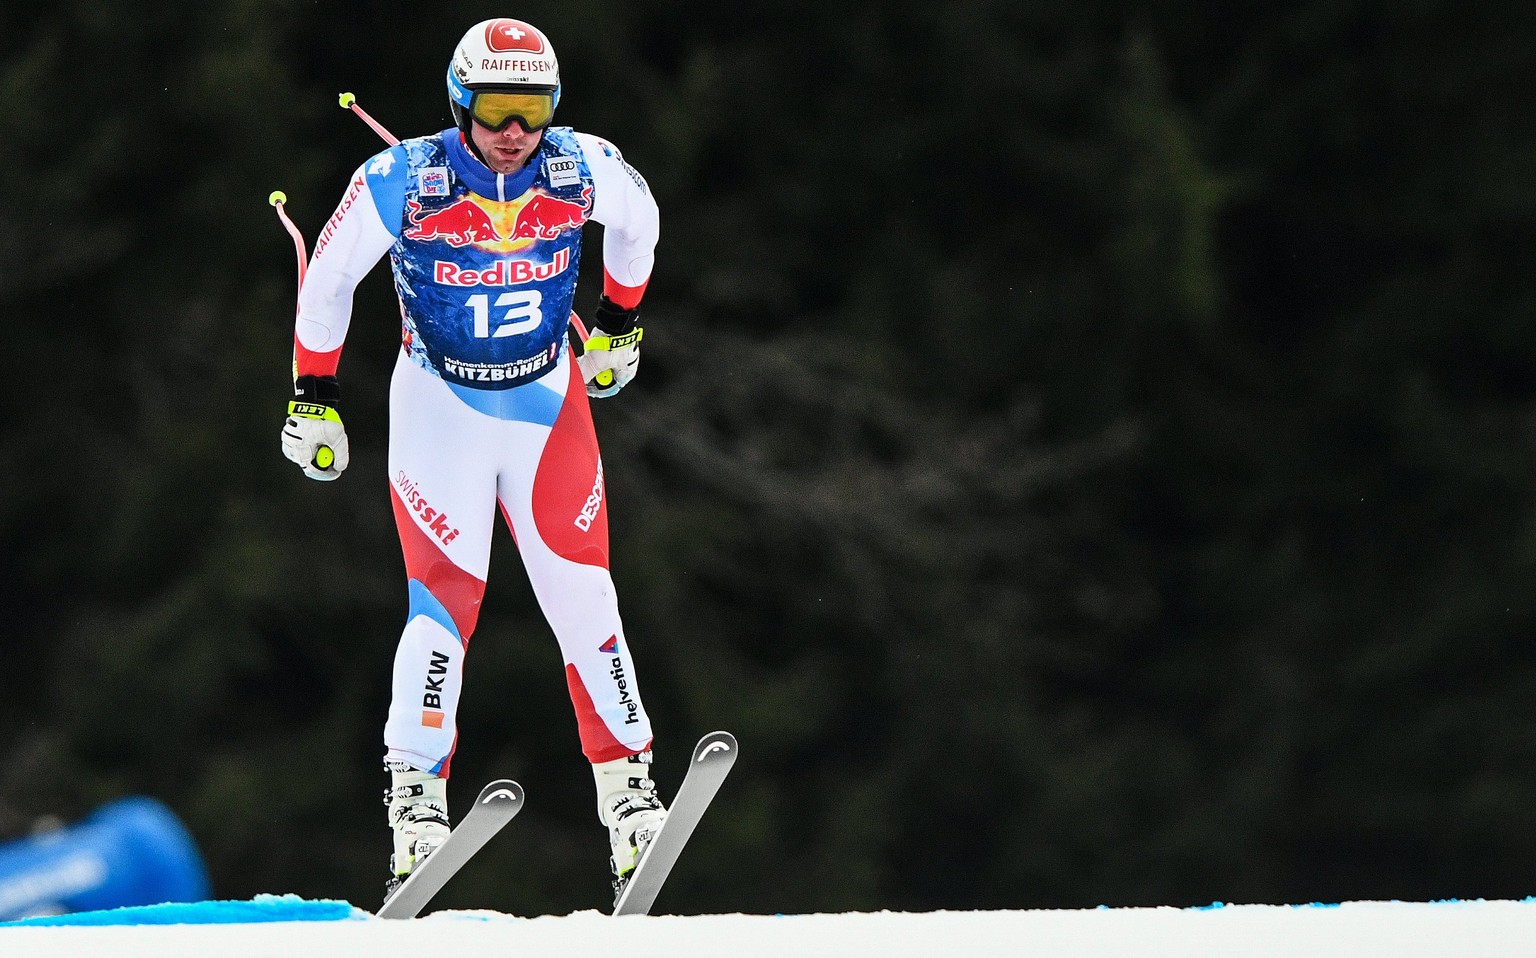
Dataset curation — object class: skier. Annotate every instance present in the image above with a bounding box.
[278,17,665,902]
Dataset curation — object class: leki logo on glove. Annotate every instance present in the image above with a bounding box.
[599,329,642,350]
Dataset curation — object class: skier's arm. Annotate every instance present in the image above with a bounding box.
[576,133,659,310]
[574,133,659,397]
[282,147,405,480]
[294,149,406,378]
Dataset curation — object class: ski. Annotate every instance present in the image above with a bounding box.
[377,779,524,920]
[612,730,738,917]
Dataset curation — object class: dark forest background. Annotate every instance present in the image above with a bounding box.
[3,0,1536,915]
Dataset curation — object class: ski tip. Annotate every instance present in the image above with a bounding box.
[693,731,737,763]
[476,779,524,807]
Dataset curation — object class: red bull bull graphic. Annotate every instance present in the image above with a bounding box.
[405,198,501,247]
[510,187,592,240]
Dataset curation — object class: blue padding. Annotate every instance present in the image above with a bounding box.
[0,894,363,926]
[408,578,463,643]
[445,377,564,424]
[0,797,210,921]
[365,145,410,238]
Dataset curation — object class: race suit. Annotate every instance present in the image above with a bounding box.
[292,126,659,775]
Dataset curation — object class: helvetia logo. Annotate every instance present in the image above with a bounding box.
[607,650,641,726]
[599,635,619,654]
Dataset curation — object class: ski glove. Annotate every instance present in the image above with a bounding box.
[577,297,644,399]
[281,374,350,481]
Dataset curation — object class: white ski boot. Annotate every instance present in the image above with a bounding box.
[383,759,450,902]
[594,750,667,899]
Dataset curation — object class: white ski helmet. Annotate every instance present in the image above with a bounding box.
[447,18,562,134]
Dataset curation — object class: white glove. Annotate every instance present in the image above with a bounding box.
[281,375,350,481]
[577,297,644,399]
[577,326,643,398]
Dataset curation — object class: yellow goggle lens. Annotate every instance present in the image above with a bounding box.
[471,92,555,132]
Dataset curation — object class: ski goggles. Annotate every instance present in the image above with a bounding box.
[469,90,557,132]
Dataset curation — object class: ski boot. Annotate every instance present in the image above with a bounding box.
[594,750,668,903]
[383,759,450,903]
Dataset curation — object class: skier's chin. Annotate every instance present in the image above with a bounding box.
[488,147,524,173]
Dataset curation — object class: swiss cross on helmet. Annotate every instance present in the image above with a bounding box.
[447,18,562,135]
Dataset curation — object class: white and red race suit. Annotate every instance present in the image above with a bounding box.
[292,126,659,775]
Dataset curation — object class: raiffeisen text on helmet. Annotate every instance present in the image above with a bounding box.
[479,58,556,75]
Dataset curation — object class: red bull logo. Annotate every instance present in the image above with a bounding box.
[433,247,572,287]
[405,198,501,247]
[510,187,592,240]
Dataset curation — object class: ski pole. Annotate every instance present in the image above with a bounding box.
[268,190,308,301]
[339,92,399,146]
[267,191,336,474]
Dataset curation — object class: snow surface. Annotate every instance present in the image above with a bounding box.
[4,897,1536,957]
